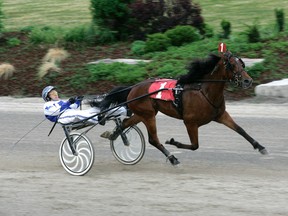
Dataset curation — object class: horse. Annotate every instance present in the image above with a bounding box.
[99,47,268,165]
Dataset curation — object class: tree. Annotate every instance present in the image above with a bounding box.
[90,0,134,40]
[129,0,204,39]
[90,0,204,40]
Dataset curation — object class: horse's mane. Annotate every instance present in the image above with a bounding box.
[177,53,221,84]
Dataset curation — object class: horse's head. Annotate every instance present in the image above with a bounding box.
[221,51,253,89]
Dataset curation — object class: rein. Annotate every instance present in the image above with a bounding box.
[196,79,229,83]
[71,87,172,125]
[104,79,156,97]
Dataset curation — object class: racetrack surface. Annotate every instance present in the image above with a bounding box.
[0,97,288,216]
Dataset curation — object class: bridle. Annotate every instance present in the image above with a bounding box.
[222,52,246,87]
[195,52,247,110]
[196,52,247,87]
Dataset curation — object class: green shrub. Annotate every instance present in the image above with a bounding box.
[220,20,231,39]
[145,33,171,53]
[64,25,97,44]
[129,0,204,40]
[94,28,116,44]
[20,26,34,33]
[28,27,63,44]
[131,40,146,55]
[152,60,186,78]
[202,24,214,38]
[165,25,201,46]
[275,8,285,32]
[247,62,266,80]
[87,62,147,83]
[7,37,21,47]
[246,24,261,43]
[113,63,147,83]
[90,0,133,40]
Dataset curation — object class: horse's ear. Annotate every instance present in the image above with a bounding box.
[218,42,227,53]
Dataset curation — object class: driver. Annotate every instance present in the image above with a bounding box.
[42,86,127,125]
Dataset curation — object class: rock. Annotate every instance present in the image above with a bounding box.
[255,79,288,98]
[88,58,151,65]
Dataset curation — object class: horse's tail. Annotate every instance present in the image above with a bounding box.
[100,86,132,110]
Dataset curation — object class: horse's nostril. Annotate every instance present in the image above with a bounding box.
[243,79,253,88]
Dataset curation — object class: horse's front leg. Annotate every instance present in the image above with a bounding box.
[216,111,268,155]
[165,122,199,151]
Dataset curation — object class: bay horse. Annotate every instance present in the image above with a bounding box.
[99,47,268,165]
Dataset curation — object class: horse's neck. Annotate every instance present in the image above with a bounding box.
[201,65,226,106]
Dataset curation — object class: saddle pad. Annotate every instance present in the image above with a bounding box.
[149,79,177,101]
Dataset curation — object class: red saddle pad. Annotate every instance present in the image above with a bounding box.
[148,79,177,101]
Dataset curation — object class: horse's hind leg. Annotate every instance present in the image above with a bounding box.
[216,111,268,155]
[143,116,180,165]
[118,114,180,165]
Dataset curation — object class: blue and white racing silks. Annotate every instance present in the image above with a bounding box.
[44,99,127,125]
[43,99,81,122]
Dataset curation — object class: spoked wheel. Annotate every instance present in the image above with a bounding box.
[59,132,95,176]
[110,125,145,165]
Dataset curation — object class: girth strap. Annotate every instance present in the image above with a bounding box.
[172,83,184,116]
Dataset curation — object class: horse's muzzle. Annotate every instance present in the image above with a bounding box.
[242,78,253,89]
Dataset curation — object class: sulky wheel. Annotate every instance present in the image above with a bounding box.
[59,132,95,176]
[110,125,145,165]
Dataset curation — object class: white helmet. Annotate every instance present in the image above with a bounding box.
[42,86,55,101]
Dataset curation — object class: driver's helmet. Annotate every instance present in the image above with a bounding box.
[42,86,55,102]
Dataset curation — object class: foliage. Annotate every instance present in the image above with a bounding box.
[131,40,146,55]
[275,8,285,32]
[27,24,116,45]
[90,0,133,40]
[246,63,267,81]
[64,25,97,44]
[201,23,214,38]
[28,26,64,44]
[94,27,117,44]
[148,59,186,78]
[127,0,166,38]
[245,24,261,43]
[128,0,204,39]
[86,62,148,83]
[165,25,201,46]
[89,0,204,40]
[144,33,171,53]
[220,20,231,39]
[7,37,21,47]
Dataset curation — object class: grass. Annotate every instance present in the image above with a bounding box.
[2,0,91,31]
[2,0,288,32]
[195,0,288,32]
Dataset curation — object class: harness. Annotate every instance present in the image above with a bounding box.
[172,83,202,117]
[172,53,246,116]
[172,82,225,118]
[172,83,184,116]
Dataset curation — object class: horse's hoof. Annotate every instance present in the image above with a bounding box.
[259,148,268,155]
[167,155,180,166]
[165,138,175,145]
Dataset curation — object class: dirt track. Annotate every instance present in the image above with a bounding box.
[0,97,288,216]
